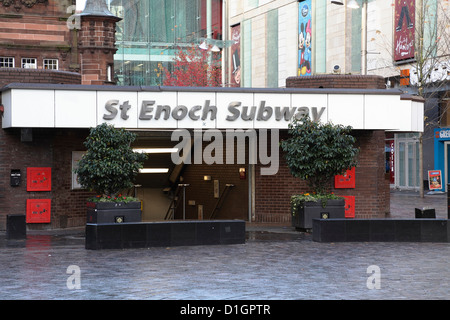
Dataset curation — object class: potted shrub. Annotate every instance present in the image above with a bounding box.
[74,123,147,224]
[280,115,359,231]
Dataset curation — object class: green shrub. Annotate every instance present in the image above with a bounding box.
[75,123,147,198]
[280,115,359,195]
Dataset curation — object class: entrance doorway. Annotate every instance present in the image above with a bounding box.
[395,133,420,190]
[131,131,250,221]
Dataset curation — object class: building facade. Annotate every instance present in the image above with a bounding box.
[108,0,223,86]
[227,0,448,191]
[0,0,424,231]
[0,0,78,74]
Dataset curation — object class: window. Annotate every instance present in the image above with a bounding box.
[0,57,14,68]
[107,64,112,82]
[21,58,37,69]
[44,59,59,70]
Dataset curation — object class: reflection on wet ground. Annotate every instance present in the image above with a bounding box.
[246,230,311,242]
[1,227,312,249]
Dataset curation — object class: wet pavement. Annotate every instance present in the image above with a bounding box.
[0,190,449,301]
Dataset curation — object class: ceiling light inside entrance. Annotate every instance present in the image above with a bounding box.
[133,148,179,154]
[139,168,170,174]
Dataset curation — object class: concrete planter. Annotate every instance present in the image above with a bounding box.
[292,199,346,231]
[86,201,142,224]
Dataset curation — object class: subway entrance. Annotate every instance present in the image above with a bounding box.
[132,130,250,222]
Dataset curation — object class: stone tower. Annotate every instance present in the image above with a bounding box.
[78,0,121,85]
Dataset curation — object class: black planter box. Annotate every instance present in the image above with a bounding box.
[292,199,346,230]
[86,201,142,224]
[85,220,246,250]
[415,208,436,219]
[313,218,450,243]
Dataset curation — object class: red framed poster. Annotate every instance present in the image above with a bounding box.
[394,0,415,61]
[26,199,51,223]
[27,167,52,191]
[428,170,442,190]
[334,167,356,189]
[342,196,355,219]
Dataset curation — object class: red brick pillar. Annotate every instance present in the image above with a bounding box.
[78,0,121,85]
[281,75,390,220]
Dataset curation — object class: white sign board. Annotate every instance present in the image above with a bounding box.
[1,85,424,132]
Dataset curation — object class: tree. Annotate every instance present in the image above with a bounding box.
[75,123,147,198]
[163,45,222,87]
[280,116,359,195]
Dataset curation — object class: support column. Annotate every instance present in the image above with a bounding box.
[78,0,121,85]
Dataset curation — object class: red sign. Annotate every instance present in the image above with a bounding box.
[334,167,356,189]
[399,69,410,86]
[394,0,415,61]
[26,199,51,223]
[27,167,51,191]
[342,196,355,219]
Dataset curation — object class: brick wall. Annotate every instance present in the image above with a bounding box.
[254,130,389,223]
[0,0,78,72]
[252,75,390,224]
[78,16,120,85]
[286,75,387,89]
[0,127,94,230]
[0,68,81,88]
[0,67,83,231]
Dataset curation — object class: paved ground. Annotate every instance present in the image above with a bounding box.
[0,191,448,302]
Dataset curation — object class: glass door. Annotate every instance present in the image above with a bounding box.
[396,134,420,190]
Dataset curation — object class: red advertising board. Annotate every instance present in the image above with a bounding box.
[342,196,355,219]
[27,167,52,191]
[26,199,51,223]
[394,0,415,61]
[334,167,356,189]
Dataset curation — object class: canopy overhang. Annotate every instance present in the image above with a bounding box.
[1,83,424,132]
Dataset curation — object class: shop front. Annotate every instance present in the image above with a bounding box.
[433,128,450,192]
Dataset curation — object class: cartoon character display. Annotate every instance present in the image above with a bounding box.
[298,20,311,76]
[298,23,306,76]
